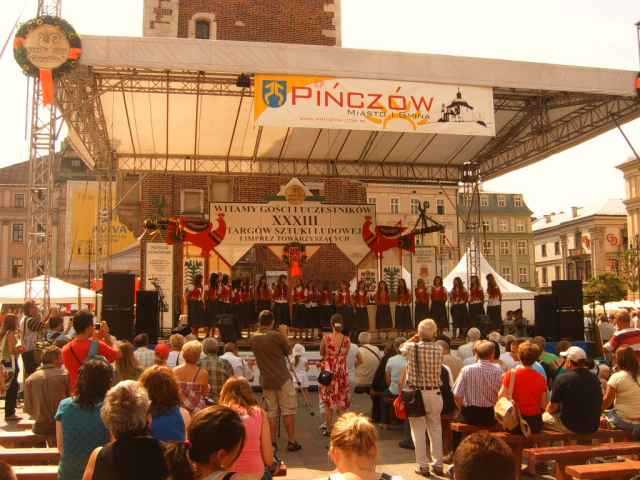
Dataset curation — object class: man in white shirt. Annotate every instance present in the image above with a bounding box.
[221,342,253,380]
[355,332,382,389]
[456,328,481,362]
[133,333,156,369]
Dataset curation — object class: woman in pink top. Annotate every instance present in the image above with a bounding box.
[219,376,274,479]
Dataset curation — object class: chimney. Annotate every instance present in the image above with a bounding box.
[571,206,579,218]
[544,214,552,223]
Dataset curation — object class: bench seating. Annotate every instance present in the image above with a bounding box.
[15,419,36,431]
[565,460,640,479]
[0,448,59,466]
[13,466,57,480]
[525,442,640,480]
[0,431,47,448]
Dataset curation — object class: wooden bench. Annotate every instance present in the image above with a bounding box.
[565,460,640,479]
[0,431,47,448]
[13,466,58,480]
[525,442,640,480]
[0,448,59,465]
[15,419,36,431]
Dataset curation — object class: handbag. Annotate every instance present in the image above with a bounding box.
[318,335,346,386]
[393,395,407,420]
[494,368,528,434]
[400,342,426,417]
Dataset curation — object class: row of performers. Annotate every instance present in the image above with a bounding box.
[184,272,503,335]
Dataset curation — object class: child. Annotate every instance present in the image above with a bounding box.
[289,343,309,391]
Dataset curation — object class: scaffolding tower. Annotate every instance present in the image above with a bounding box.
[460,161,482,286]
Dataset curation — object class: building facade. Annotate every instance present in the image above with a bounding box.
[0,163,28,286]
[532,200,627,292]
[457,191,535,289]
[617,158,640,244]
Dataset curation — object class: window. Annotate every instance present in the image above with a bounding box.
[501,266,512,282]
[499,240,510,256]
[499,219,508,232]
[554,241,561,255]
[180,189,204,214]
[497,195,506,207]
[415,235,423,246]
[541,244,547,257]
[11,223,24,242]
[10,258,23,279]
[436,199,445,215]
[541,267,548,285]
[210,179,231,201]
[195,19,211,39]
[483,240,494,256]
[410,199,421,215]
[367,197,376,206]
[481,220,491,233]
[14,193,25,208]
[480,195,489,207]
[515,222,525,233]
[71,159,82,168]
[555,265,562,280]
[439,231,447,246]
[390,198,399,214]
[518,266,529,284]
[513,195,522,207]
[516,240,527,256]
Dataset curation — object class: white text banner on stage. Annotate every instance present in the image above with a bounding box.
[255,74,495,136]
[144,243,174,330]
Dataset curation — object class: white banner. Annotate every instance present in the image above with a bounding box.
[144,243,174,330]
[412,246,437,288]
[255,74,495,136]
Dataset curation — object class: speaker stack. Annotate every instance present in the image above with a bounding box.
[102,272,136,341]
[534,280,584,341]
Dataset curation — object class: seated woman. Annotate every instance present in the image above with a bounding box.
[498,341,548,434]
[320,412,401,480]
[603,345,640,440]
[219,376,274,479]
[55,359,112,480]
[139,365,191,442]
[82,380,167,480]
[174,340,210,414]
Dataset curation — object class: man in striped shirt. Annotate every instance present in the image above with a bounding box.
[605,311,640,359]
[453,340,503,427]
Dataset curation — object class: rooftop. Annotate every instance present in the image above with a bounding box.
[0,162,27,185]
[532,198,627,231]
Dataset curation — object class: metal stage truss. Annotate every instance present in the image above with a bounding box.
[57,65,640,185]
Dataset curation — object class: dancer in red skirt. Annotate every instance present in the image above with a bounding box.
[255,275,271,319]
[185,273,205,336]
[450,277,470,339]
[430,276,448,333]
[375,281,392,331]
[335,281,354,333]
[291,279,306,338]
[468,275,485,332]
[414,278,430,324]
[240,278,254,335]
[353,280,370,340]
[486,273,503,332]
[319,283,335,332]
[273,275,290,327]
[304,280,321,340]
[395,278,412,334]
[205,273,219,337]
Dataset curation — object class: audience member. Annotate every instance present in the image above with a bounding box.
[46,313,69,344]
[174,340,210,414]
[486,331,503,351]
[140,365,191,442]
[453,340,502,427]
[220,342,253,379]
[400,319,444,477]
[437,338,463,380]
[220,376,274,478]
[543,346,602,434]
[167,334,186,368]
[199,337,233,403]
[499,339,520,370]
[346,331,363,394]
[19,301,46,378]
[354,332,382,391]
[249,310,300,451]
[0,461,16,480]
[605,311,640,359]
[0,314,20,421]
[603,345,640,439]
[289,343,309,391]
[133,333,156,369]
[23,346,69,444]
[456,328,481,362]
[55,359,112,480]
[598,314,615,343]
[533,336,559,367]
[378,339,401,427]
[498,341,547,434]
[369,341,395,427]
[155,342,171,366]
[114,341,143,383]
[61,311,119,392]
[83,380,168,480]
[452,432,515,480]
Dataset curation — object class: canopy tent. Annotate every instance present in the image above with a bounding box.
[0,276,97,305]
[444,250,535,321]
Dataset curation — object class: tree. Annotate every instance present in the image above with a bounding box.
[584,273,627,317]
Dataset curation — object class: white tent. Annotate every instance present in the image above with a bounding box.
[444,250,536,321]
[0,276,97,305]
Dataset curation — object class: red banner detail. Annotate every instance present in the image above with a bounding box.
[40,68,55,105]
[69,48,82,60]
[165,214,226,256]
[362,216,416,254]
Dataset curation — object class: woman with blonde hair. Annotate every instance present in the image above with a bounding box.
[219,377,274,478]
[167,334,185,368]
[114,341,143,383]
[174,340,210,414]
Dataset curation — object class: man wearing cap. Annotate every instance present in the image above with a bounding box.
[543,346,602,434]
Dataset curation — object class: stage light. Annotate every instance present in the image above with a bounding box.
[236,73,251,88]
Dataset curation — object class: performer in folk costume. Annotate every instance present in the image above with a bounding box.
[218,274,232,315]
[273,274,290,327]
[353,280,370,339]
[291,278,307,337]
[255,275,272,321]
[414,278,430,324]
[230,280,243,339]
[335,281,354,332]
[395,278,413,333]
[430,276,448,333]
[185,273,206,336]
[239,278,254,333]
[468,275,485,328]
[205,273,220,337]
[375,280,392,330]
[319,282,335,332]
[304,280,321,340]
[450,276,470,338]
[486,273,503,331]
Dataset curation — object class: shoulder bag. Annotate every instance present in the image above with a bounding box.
[317,335,346,386]
[399,342,426,417]
[494,368,530,436]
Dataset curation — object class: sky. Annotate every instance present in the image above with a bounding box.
[0,0,639,217]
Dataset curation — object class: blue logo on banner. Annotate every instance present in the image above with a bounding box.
[262,80,287,108]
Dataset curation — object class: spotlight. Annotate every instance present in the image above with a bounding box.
[236,73,251,88]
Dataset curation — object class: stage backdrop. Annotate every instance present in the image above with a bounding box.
[144,243,174,330]
[255,74,496,136]
[210,178,375,266]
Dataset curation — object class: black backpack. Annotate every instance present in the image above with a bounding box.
[440,366,455,415]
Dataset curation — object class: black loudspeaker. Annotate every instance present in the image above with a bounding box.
[534,294,558,339]
[557,310,585,341]
[136,290,160,344]
[552,280,583,309]
[102,272,136,341]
